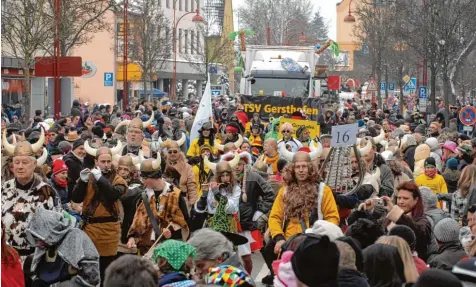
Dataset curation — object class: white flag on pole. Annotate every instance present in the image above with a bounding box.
[190,78,212,142]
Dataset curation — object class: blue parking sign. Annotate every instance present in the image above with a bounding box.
[419,86,427,99]
[104,73,113,86]
[388,83,395,90]
[380,82,386,90]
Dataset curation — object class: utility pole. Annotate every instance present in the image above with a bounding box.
[123,0,129,111]
[54,0,61,119]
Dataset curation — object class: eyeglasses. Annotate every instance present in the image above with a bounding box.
[168,150,179,154]
[282,130,291,133]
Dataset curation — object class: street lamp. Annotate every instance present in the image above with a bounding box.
[172,7,203,101]
[344,0,356,23]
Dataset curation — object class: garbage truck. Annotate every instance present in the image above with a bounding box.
[239,45,319,98]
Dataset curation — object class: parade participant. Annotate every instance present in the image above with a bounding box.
[248,123,264,157]
[296,126,316,148]
[223,149,275,274]
[25,208,100,287]
[71,141,126,283]
[263,150,339,283]
[383,182,432,261]
[161,134,197,207]
[250,112,264,131]
[153,240,196,287]
[116,155,143,256]
[277,122,302,152]
[1,129,54,254]
[254,138,280,175]
[415,157,448,208]
[223,122,242,144]
[63,139,87,198]
[114,115,154,156]
[361,137,395,197]
[192,144,214,199]
[127,155,190,254]
[264,117,280,140]
[318,109,335,135]
[187,122,217,157]
[196,153,241,234]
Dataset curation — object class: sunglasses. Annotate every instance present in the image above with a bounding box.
[168,150,179,154]
[282,130,291,133]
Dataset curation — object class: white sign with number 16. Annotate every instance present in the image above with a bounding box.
[331,123,359,147]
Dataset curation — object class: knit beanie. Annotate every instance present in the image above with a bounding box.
[446,158,459,170]
[305,220,343,241]
[291,235,339,287]
[273,251,298,287]
[58,141,72,154]
[434,218,460,243]
[424,157,436,168]
[414,269,462,287]
[414,124,426,135]
[52,159,68,175]
[72,139,85,151]
[452,257,476,284]
[419,187,438,210]
[389,225,416,251]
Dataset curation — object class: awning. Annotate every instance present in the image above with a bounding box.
[139,88,168,96]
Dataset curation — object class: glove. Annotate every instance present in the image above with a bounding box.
[79,169,90,182]
[91,168,102,181]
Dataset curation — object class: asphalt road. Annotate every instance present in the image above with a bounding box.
[251,252,270,286]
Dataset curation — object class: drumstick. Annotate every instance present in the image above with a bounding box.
[142,222,173,259]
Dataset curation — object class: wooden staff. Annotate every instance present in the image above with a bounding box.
[142,222,173,260]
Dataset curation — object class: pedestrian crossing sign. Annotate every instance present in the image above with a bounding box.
[404,77,417,91]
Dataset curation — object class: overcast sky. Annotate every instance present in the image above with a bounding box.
[232,0,340,40]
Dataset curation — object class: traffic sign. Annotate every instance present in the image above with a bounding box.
[388,83,395,90]
[104,72,113,86]
[419,98,427,111]
[403,75,410,84]
[367,79,378,91]
[387,95,395,107]
[405,78,417,91]
[459,106,476,126]
[418,86,427,99]
[380,82,386,90]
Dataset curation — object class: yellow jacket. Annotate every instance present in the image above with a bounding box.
[269,184,340,241]
[186,138,219,157]
[192,164,210,198]
[415,174,448,208]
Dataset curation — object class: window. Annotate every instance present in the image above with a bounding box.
[197,30,200,54]
[190,30,194,54]
[166,0,170,8]
[185,0,188,11]
[165,27,170,51]
[184,30,189,54]
[179,0,182,11]
[179,29,183,53]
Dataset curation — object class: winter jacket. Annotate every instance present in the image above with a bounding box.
[374,155,395,197]
[462,183,476,226]
[119,181,143,245]
[63,151,85,200]
[442,169,461,194]
[337,268,370,287]
[386,205,432,262]
[403,145,417,171]
[26,209,100,287]
[239,171,276,230]
[429,242,468,271]
[165,157,198,207]
[426,208,450,227]
[451,189,468,223]
[269,184,340,241]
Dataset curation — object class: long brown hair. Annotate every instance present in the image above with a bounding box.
[458,165,476,198]
[396,182,425,218]
[282,161,321,218]
[376,236,419,283]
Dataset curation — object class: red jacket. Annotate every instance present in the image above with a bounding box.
[1,251,25,287]
[413,255,429,275]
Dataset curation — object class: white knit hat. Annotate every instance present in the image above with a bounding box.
[305,220,343,241]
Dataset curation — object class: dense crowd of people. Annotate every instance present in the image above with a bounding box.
[1,95,476,287]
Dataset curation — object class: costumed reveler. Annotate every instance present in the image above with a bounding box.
[195,153,241,235]
[248,123,264,158]
[1,128,53,255]
[114,115,154,157]
[71,141,126,283]
[126,154,190,254]
[116,155,143,256]
[296,126,318,148]
[276,122,302,152]
[254,138,280,175]
[160,133,197,207]
[187,122,218,158]
[222,149,276,275]
[263,148,339,281]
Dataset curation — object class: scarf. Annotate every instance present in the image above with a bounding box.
[263,153,280,174]
[425,169,437,178]
[54,176,68,188]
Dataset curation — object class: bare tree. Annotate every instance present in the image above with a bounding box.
[2,0,52,118]
[126,0,172,99]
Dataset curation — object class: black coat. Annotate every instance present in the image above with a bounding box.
[403,145,417,171]
[120,181,143,244]
[429,242,467,271]
[63,151,84,200]
[239,171,276,230]
[338,269,370,287]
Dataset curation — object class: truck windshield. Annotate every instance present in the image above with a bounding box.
[251,78,309,97]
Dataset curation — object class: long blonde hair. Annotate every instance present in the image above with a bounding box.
[458,165,476,198]
[376,235,419,283]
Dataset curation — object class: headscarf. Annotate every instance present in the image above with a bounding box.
[153,239,196,270]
